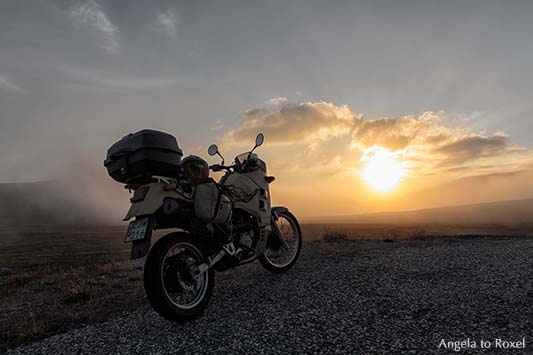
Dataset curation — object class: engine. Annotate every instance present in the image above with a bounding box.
[238,229,254,250]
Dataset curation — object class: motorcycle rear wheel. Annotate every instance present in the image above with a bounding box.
[259,210,302,273]
[144,232,215,322]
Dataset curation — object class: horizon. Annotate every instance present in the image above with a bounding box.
[1,178,532,226]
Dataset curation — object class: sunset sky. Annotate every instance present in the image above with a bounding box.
[1,0,533,217]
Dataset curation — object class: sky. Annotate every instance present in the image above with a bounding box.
[1,0,533,217]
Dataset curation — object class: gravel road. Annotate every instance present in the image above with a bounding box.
[8,237,533,354]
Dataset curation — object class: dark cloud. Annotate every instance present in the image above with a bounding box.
[435,135,512,160]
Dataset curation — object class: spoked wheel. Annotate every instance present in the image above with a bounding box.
[259,210,302,273]
[144,233,214,322]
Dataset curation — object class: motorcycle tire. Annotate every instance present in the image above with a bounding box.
[144,232,215,322]
[259,210,302,273]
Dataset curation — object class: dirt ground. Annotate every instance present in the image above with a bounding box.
[0,225,140,351]
[1,224,532,351]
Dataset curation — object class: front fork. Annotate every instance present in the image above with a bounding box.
[270,215,290,251]
[270,208,290,250]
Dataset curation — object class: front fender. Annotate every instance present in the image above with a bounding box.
[271,206,289,220]
[123,183,184,221]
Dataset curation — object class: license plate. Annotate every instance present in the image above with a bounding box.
[124,218,149,243]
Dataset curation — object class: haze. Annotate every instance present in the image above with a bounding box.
[1,0,533,219]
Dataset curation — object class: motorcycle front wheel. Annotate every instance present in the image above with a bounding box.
[144,232,214,322]
[259,210,302,273]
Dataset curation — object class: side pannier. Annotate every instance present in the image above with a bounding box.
[194,181,232,224]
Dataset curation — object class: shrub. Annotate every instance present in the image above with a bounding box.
[15,309,47,340]
[63,278,95,304]
[411,227,427,239]
[322,226,350,243]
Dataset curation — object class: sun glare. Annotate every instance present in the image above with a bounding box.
[359,147,407,193]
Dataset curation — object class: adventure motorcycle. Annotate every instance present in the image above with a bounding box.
[104,130,301,321]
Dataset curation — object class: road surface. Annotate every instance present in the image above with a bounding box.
[8,237,533,354]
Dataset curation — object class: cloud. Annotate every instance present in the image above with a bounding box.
[210,119,224,131]
[435,134,512,160]
[69,0,119,54]
[62,66,179,91]
[153,9,177,37]
[0,74,22,92]
[222,98,533,182]
[351,111,455,151]
[350,112,521,171]
[226,97,360,145]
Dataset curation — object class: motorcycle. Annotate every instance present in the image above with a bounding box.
[104,130,302,322]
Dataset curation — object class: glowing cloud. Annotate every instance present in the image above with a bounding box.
[225,98,360,145]
[222,98,533,185]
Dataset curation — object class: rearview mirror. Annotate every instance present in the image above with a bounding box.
[255,133,264,147]
[208,144,218,156]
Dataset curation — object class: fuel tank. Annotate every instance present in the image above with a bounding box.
[222,169,271,226]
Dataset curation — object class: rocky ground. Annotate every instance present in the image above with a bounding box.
[6,237,533,354]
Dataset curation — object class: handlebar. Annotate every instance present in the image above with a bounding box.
[209,164,234,172]
[210,154,257,172]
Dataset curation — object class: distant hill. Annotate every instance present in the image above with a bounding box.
[306,199,533,226]
[2,180,532,228]
[0,181,123,226]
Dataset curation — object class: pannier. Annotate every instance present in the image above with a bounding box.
[181,155,209,180]
[194,181,232,224]
[104,129,183,184]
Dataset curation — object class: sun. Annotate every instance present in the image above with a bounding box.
[359,146,407,193]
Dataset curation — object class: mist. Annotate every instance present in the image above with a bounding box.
[0,166,128,226]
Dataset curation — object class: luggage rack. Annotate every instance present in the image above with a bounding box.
[151,175,178,184]
[124,175,179,191]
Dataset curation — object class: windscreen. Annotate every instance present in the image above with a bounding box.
[235,152,250,164]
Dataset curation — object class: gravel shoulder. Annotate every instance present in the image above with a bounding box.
[7,237,533,354]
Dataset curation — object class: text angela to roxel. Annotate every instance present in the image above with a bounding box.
[438,338,526,352]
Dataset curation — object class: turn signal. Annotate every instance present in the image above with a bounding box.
[265,176,276,183]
